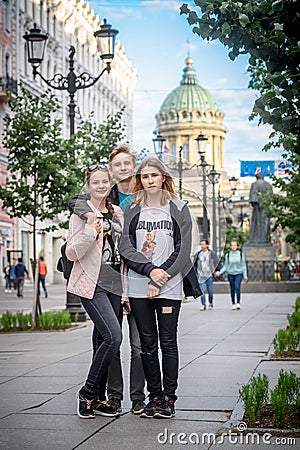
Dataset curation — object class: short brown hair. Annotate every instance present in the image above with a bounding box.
[109,144,136,165]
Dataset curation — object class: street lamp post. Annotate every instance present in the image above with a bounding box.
[23,20,118,138]
[152,134,185,199]
[208,165,221,253]
[195,134,209,240]
[23,20,119,321]
[217,176,239,255]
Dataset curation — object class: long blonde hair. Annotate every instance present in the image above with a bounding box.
[133,157,177,206]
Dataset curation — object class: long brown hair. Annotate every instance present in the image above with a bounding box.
[86,166,115,215]
[133,157,176,206]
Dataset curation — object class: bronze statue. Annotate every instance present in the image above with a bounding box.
[249,173,273,244]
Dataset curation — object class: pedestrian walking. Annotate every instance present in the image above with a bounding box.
[193,239,220,310]
[14,258,29,298]
[216,241,248,309]
[119,157,201,419]
[69,145,146,415]
[38,256,48,298]
[10,258,17,291]
[66,165,124,419]
[3,262,12,293]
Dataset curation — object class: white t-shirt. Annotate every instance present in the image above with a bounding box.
[128,204,184,300]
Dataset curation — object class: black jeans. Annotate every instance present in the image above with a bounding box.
[130,297,181,401]
[80,286,122,399]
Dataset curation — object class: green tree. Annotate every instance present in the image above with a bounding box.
[0,88,79,321]
[74,107,127,170]
[224,225,249,254]
[180,0,300,250]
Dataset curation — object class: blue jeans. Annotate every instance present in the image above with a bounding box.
[199,276,213,307]
[130,297,181,401]
[38,275,47,296]
[80,286,122,399]
[227,273,243,304]
[107,311,145,402]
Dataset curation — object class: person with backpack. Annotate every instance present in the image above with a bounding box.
[119,157,201,419]
[215,241,248,309]
[193,239,220,311]
[66,165,125,419]
[14,258,29,298]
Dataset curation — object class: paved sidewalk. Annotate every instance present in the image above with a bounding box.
[0,287,299,450]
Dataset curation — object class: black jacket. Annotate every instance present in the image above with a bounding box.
[68,184,120,217]
[119,199,201,299]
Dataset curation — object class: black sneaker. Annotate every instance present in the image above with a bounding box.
[108,397,122,413]
[140,397,160,418]
[154,396,175,419]
[77,391,95,419]
[131,399,146,415]
[92,399,120,417]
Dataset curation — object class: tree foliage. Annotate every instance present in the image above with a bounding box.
[180,0,300,250]
[0,88,79,230]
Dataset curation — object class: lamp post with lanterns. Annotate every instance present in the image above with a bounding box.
[208,165,221,253]
[23,19,119,138]
[23,19,119,321]
[152,133,189,200]
[217,176,239,255]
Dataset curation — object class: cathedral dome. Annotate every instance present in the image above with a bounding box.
[158,57,220,116]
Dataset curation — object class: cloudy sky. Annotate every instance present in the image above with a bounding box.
[89,0,282,177]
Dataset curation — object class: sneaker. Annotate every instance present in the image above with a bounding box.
[232,304,237,310]
[131,399,146,415]
[236,304,241,310]
[208,303,213,309]
[77,391,95,419]
[108,397,122,413]
[140,397,160,418]
[154,396,175,419]
[200,305,206,311]
[92,399,120,417]
[5,289,8,293]
[45,292,48,298]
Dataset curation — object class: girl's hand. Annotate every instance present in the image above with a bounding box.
[215,271,220,277]
[147,284,160,299]
[149,268,170,287]
[94,218,102,235]
[243,277,248,282]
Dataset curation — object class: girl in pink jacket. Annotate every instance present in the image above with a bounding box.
[66,165,124,419]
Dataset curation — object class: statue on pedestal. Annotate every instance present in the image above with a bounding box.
[248,173,273,244]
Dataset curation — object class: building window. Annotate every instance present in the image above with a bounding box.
[4,0,11,33]
[171,143,176,161]
[182,143,189,160]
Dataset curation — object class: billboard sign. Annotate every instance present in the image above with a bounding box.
[240,160,291,178]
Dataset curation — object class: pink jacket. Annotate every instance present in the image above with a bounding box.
[66,203,125,300]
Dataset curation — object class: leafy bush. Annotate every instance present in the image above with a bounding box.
[270,370,300,428]
[0,310,71,331]
[272,298,300,356]
[239,374,269,427]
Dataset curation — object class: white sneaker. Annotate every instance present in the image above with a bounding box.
[5,289,8,293]
[232,304,237,310]
[208,304,213,309]
[236,304,241,310]
[200,305,206,311]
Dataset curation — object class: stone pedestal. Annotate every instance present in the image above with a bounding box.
[243,244,275,281]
